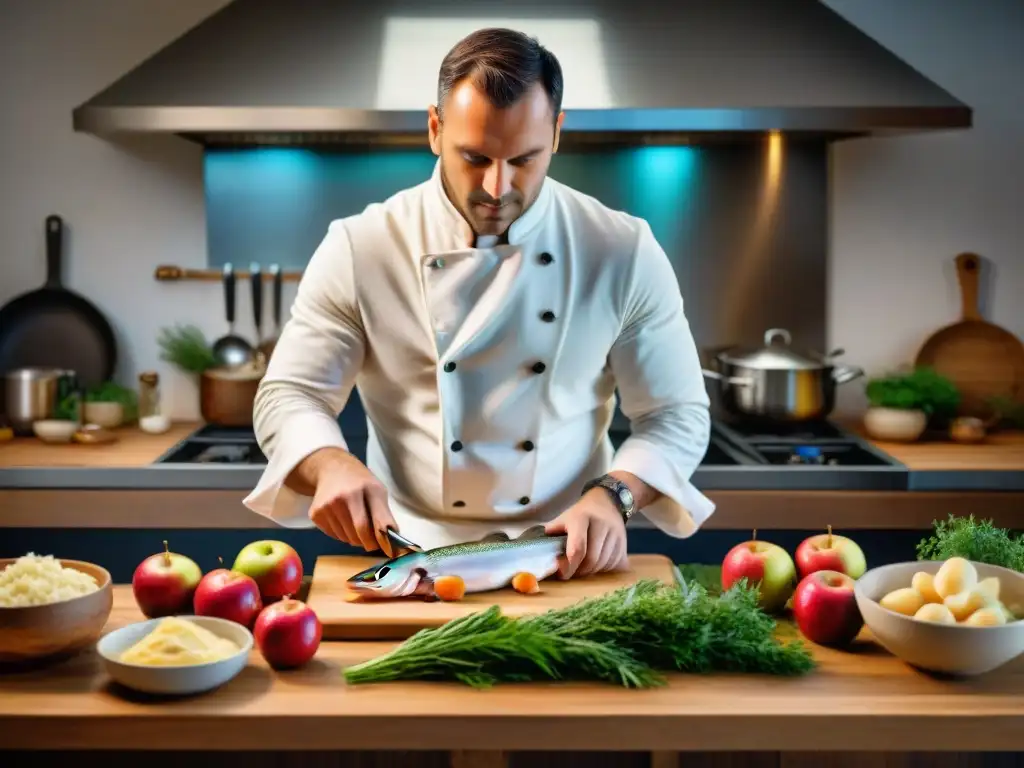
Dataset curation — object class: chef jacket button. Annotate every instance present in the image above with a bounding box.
[430,257,445,268]
[519,496,531,505]
[531,361,547,374]
[538,252,554,265]
[521,440,535,451]
[453,500,465,508]
[443,361,456,372]
[540,310,556,322]
[451,440,463,452]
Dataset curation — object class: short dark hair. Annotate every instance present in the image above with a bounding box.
[436,28,564,122]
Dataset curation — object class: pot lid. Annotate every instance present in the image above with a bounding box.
[718,329,825,370]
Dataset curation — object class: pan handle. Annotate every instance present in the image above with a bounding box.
[702,369,754,387]
[833,365,865,385]
[955,252,982,321]
[45,215,63,288]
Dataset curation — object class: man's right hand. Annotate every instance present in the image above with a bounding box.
[287,447,397,556]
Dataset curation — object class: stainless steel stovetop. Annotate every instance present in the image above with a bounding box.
[154,419,907,492]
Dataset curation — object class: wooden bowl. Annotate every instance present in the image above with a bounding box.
[0,558,113,665]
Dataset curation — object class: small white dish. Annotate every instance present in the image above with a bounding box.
[855,560,1024,677]
[32,419,78,443]
[96,615,253,696]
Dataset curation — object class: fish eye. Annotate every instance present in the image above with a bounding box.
[375,565,391,579]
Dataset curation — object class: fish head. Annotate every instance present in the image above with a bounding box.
[346,553,425,598]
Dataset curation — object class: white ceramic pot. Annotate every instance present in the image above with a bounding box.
[83,401,124,428]
[863,407,927,442]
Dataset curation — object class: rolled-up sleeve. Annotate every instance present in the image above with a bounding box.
[243,221,366,527]
[607,221,715,537]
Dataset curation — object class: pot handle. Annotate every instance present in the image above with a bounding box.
[833,365,865,385]
[764,328,792,346]
[702,369,754,387]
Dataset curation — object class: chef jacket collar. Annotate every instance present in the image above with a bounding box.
[427,159,552,250]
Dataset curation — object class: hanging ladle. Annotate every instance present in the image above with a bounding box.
[211,262,255,368]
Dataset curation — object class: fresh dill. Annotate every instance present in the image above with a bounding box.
[916,515,1024,572]
[342,573,816,689]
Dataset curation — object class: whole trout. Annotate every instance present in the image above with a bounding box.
[346,525,566,599]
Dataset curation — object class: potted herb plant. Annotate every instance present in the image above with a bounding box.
[862,366,960,442]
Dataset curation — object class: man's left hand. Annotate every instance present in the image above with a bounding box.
[544,490,628,579]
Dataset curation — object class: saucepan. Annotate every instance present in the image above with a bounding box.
[702,328,864,423]
[200,360,265,427]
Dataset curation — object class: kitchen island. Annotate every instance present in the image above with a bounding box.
[1,585,1023,767]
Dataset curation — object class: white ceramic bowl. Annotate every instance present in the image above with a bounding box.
[32,419,77,443]
[82,402,124,428]
[855,560,1024,676]
[96,615,253,695]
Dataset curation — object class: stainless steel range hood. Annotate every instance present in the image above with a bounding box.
[73,0,971,148]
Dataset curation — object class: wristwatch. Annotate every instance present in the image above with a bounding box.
[582,474,636,524]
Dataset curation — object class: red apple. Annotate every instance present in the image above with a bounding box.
[721,529,797,614]
[232,539,303,602]
[795,525,866,580]
[254,597,322,669]
[792,569,864,647]
[132,540,203,618]
[193,560,263,628]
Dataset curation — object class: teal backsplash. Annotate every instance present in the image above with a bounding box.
[204,145,699,270]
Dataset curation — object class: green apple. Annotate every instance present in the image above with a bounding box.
[232,539,303,602]
[721,530,798,614]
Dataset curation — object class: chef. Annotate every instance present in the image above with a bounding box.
[243,27,714,579]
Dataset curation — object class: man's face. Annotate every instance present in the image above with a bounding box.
[428,79,564,238]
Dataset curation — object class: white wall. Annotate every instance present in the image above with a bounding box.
[0,0,236,419]
[1,0,1020,420]
[823,0,1024,414]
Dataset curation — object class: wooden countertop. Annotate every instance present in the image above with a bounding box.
[0,422,196,467]
[2,419,1022,472]
[865,430,1024,471]
[1,586,1023,754]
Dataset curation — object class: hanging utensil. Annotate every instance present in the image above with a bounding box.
[211,263,254,368]
[258,264,282,361]
[249,262,266,367]
[0,215,116,388]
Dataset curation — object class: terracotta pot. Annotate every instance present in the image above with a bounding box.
[200,365,263,427]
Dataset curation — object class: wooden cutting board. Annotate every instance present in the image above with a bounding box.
[306,553,678,640]
[915,252,1024,418]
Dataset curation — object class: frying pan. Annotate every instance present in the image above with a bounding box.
[0,215,117,388]
[915,252,1024,419]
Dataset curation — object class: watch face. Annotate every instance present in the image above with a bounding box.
[618,487,634,509]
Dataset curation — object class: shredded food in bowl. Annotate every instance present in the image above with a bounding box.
[0,553,100,607]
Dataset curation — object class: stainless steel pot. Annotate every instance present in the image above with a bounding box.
[702,328,863,423]
[3,367,79,434]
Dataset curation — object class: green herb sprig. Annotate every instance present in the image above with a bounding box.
[157,324,218,374]
[916,515,1024,572]
[865,366,960,416]
[342,574,816,689]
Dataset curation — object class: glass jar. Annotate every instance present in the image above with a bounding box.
[138,371,161,419]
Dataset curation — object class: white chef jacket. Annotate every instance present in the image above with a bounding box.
[243,159,714,549]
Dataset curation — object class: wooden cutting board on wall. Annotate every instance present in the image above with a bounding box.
[915,253,1024,418]
[306,554,678,640]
